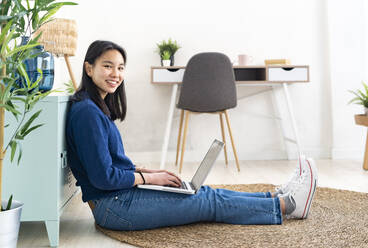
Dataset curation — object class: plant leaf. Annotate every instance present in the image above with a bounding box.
[6,195,13,211]
[0,15,13,22]
[43,2,78,11]
[21,123,43,138]
[0,103,21,115]
[20,109,42,135]
[348,96,362,105]
[1,78,15,103]
[38,5,62,25]
[0,28,15,56]
[17,141,22,165]
[1,0,12,17]
[10,140,17,162]
[10,96,26,103]
[0,19,13,48]
[30,68,43,89]
[7,100,20,121]
[7,43,39,57]
[17,63,31,88]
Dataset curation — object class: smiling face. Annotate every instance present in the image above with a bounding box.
[85,49,125,99]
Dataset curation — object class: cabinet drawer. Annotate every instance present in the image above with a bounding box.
[267,66,309,82]
[152,68,185,83]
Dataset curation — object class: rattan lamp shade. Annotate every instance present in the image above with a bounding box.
[34,18,77,56]
[33,18,78,89]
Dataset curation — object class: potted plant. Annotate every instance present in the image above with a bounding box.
[0,0,76,247]
[161,50,171,67]
[64,79,76,95]
[156,38,181,66]
[348,81,368,115]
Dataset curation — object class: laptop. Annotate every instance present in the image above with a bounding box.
[137,139,224,194]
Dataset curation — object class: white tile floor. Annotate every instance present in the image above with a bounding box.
[17,159,368,247]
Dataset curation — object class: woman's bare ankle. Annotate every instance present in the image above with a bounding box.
[279,198,286,215]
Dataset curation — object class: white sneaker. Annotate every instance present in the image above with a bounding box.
[275,155,306,195]
[287,157,318,219]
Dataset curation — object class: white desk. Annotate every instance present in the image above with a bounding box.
[151,65,310,169]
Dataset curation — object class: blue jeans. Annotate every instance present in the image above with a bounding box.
[91,186,282,230]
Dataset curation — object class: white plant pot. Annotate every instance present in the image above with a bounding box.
[162,60,171,67]
[0,200,23,248]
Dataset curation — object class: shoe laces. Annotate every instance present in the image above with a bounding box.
[289,171,307,197]
[278,163,301,190]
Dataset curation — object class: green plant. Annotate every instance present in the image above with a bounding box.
[161,50,171,60]
[64,79,76,95]
[156,38,181,58]
[0,0,77,211]
[348,81,368,108]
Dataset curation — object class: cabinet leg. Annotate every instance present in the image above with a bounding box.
[364,130,368,170]
[45,220,59,247]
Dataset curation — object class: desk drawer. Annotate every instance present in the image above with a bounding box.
[267,66,309,82]
[152,68,185,83]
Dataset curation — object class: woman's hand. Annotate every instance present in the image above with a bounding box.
[144,171,182,188]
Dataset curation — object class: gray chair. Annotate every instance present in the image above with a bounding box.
[175,52,240,173]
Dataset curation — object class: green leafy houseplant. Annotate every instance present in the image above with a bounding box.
[161,50,171,60]
[156,38,181,65]
[64,79,76,95]
[348,81,368,113]
[0,0,77,211]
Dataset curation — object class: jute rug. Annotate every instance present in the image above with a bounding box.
[96,184,368,248]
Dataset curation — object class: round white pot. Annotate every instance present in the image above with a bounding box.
[0,200,23,248]
[162,59,171,66]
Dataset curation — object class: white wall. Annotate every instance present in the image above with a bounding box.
[53,0,366,163]
[326,0,367,159]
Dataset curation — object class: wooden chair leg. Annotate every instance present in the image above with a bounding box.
[364,130,368,170]
[179,111,190,174]
[175,109,184,166]
[219,112,228,166]
[224,110,240,172]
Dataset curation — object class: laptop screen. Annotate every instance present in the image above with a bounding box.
[191,140,224,190]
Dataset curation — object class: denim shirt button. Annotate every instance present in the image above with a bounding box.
[114,196,118,200]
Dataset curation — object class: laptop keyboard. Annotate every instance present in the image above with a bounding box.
[166,182,188,190]
[180,182,188,190]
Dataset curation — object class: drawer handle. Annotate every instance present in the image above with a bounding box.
[281,67,294,71]
[167,68,180,72]
[61,151,67,168]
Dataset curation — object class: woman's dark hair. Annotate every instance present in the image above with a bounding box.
[72,40,127,121]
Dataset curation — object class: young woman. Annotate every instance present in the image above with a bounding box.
[66,40,318,231]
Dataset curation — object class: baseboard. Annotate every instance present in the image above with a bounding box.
[331,148,364,160]
[126,148,332,163]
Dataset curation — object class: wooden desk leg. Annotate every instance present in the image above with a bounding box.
[160,84,178,169]
[363,130,368,170]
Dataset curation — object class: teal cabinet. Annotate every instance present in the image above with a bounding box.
[2,95,79,247]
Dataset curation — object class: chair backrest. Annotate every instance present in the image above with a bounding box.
[177,52,237,112]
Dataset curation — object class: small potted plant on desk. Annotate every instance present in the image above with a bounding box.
[156,38,181,66]
[161,51,171,67]
[348,81,368,115]
[349,81,368,170]
[0,1,76,247]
